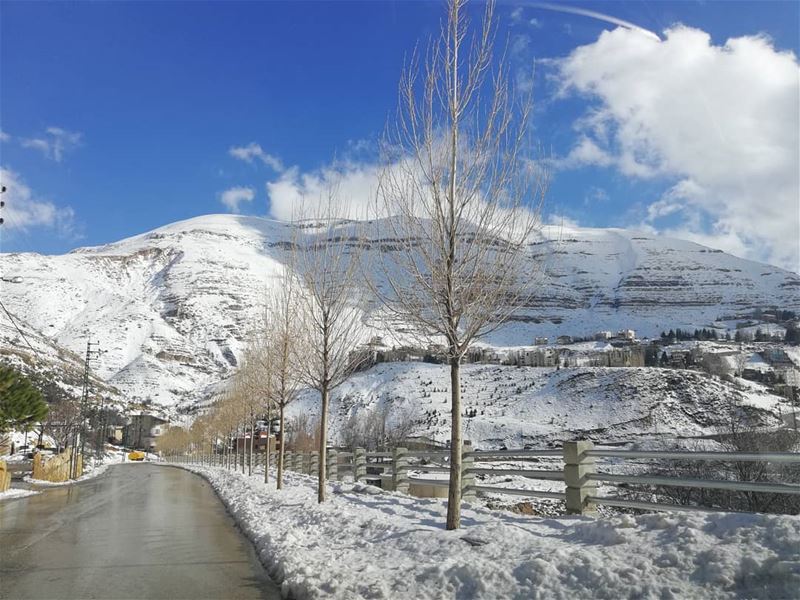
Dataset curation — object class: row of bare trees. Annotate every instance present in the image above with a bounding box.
[163,0,546,530]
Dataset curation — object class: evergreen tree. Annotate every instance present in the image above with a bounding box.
[0,365,49,434]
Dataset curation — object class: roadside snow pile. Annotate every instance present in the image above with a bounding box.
[180,464,800,600]
[0,488,39,501]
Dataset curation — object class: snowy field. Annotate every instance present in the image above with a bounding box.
[174,463,800,600]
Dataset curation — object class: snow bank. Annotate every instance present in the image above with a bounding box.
[177,464,800,600]
[0,488,39,502]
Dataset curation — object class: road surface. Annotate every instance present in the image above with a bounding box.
[0,463,280,599]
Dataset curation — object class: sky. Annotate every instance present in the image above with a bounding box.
[1,1,798,271]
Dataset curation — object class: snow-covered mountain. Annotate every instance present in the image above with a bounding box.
[1,214,797,409]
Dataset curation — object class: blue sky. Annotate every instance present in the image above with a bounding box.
[1,1,798,270]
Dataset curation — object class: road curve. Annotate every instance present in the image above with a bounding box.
[0,463,280,599]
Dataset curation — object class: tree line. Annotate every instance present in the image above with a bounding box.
[160,0,547,530]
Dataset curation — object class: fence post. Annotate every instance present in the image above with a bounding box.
[392,447,409,494]
[563,440,597,515]
[461,440,476,502]
[354,448,366,483]
[310,451,319,477]
[285,451,293,472]
[327,449,339,482]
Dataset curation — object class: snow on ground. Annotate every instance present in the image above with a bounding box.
[175,463,800,600]
[0,488,39,502]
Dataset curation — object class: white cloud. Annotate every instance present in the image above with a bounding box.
[0,167,77,236]
[0,130,10,143]
[557,25,800,271]
[219,186,256,213]
[546,214,580,229]
[20,127,82,162]
[266,160,381,221]
[229,143,284,171]
[584,186,609,206]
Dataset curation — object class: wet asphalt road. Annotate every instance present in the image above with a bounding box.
[0,464,280,600]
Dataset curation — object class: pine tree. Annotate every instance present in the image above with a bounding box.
[0,365,49,435]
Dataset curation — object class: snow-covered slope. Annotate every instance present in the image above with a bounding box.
[0,302,120,404]
[289,363,792,448]
[1,214,797,409]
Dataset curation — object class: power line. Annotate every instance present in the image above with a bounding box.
[0,298,37,356]
[0,183,41,359]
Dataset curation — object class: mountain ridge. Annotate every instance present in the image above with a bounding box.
[1,213,797,409]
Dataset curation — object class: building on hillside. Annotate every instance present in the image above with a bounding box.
[513,348,559,367]
[700,349,740,377]
[123,414,168,451]
[594,331,612,341]
[106,425,124,445]
[234,431,276,453]
[534,337,549,346]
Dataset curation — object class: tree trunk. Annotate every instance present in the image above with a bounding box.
[318,386,328,503]
[248,420,254,476]
[446,357,462,530]
[264,407,271,484]
[234,430,239,472]
[277,403,285,490]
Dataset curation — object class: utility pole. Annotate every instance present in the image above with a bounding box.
[71,339,100,479]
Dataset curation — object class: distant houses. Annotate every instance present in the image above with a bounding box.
[346,324,799,403]
[122,413,168,451]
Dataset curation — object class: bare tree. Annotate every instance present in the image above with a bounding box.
[264,266,304,490]
[237,340,274,477]
[374,0,546,529]
[341,405,416,452]
[293,197,370,503]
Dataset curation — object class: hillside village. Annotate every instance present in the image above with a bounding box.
[356,308,800,403]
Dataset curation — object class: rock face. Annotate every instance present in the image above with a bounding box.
[1,214,797,409]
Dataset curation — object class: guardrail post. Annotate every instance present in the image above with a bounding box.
[563,440,597,515]
[327,449,338,481]
[392,447,409,494]
[294,452,303,473]
[310,451,319,477]
[354,448,366,483]
[285,451,293,472]
[461,440,476,502]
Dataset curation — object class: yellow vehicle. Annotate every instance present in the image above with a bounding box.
[128,450,146,461]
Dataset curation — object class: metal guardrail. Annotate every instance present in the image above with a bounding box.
[586,449,800,463]
[467,449,563,458]
[249,442,800,516]
[587,496,723,514]
[588,473,800,495]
